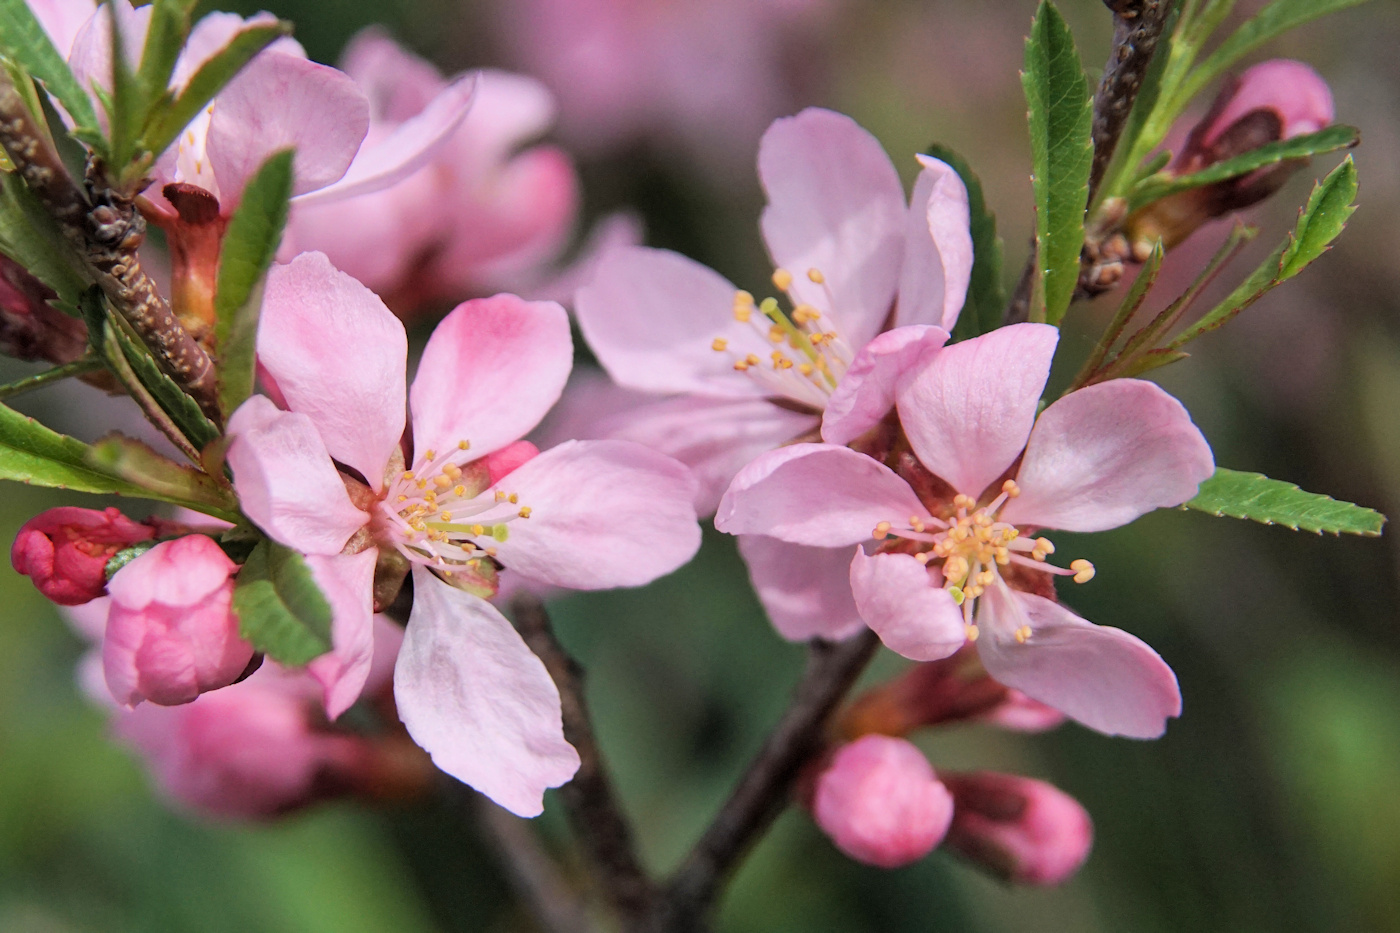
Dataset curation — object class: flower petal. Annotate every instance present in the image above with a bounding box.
[225,396,367,555]
[976,584,1181,739]
[715,444,926,547]
[896,156,973,332]
[410,294,573,459]
[259,253,407,490]
[999,379,1215,532]
[304,551,378,719]
[850,550,965,661]
[758,108,906,350]
[738,536,865,642]
[821,325,948,447]
[206,52,369,205]
[896,322,1058,498]
[488,440,701,590]
[575,246,765,397]
[394,568,580,816]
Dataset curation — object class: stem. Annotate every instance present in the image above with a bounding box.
[0,74,219,419]
[510,594,657,928]
[0,354,102,400]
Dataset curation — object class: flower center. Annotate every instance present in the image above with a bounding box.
[873,480,1095,643]
[711,266,854,408]
[375,440,533,580]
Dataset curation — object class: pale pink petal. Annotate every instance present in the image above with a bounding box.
[32,0,96,58]
[976,584,1181,739]
[394,568,580,816]
[304,551,378,719]
[519,211,644,306]
[821,325,948,447]
[206,52,369,205]
[258,253,407,490]
[225,396,368,555]
[363,614,405,696]
[67,1,149,96]
[896,323,1058,498]
[409,294,573,459]
[849,550,965,661]
[758,108,907,350]
[293,74,477,206]
[1203,59,1334,147]
[896,156,972,332]
[487,440,701,590]
[1000,379,1215,532]
[174,12,303,88]
[450,69,559,166]
[715,444,926,547]
[575,246,765,397]
[337,27,443,120]
[737,536,865,642]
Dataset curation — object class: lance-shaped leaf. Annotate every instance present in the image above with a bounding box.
[108,315,220,449]
[928,144,1005,342]
[88,435,239,519]
[232,538,334,666]
[137,0,199,111]
[1127,125,1360,212]
[139,21,290,162]
[0,0,101,138]
[1022,0,1093,326]
[0,400,146,495]
[0,170,90,309]
[1186,468,1385,536]
[215,149,293,418]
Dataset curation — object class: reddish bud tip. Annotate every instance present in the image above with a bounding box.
[943,771,1093,886]
[11,507,156,606]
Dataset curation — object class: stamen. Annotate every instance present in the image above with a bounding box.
[712,337,728,351]
[772,268,794,291]
[807,268,825,284]
[1070,559,1096,583]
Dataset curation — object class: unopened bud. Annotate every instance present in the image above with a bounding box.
[12,507,158,606]
[943,771,1093,886]
[811,735,954,868]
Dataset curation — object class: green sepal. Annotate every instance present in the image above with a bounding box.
[926,144,1005,342]
[104,539,160,581]
[1185,468,1386,536]
[0,0,102,140]
[232,538,335,667]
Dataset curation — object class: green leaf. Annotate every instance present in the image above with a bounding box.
[1185,468,1386,536]
[215,149,293,418]
[107,317,220,450]
[1181,0,1373,105]
[232,539,334,666]
[1279,155,1357,282]
[105,8,145,171]
[139,22,289,162]
[88,435,239,519]
[1021,0,1093,326]
[136,0,198,113]
[925,145,1005,342]
[0,170,91,308]
[0,0,101,137]
[1127,125,1359,212]
[0,400,147,495]
[1168,241,1283,347]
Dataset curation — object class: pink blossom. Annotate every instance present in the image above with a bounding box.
[224,251,701,815]
[283,30,581,312]
[811,734,954,868]
[942,771,1093,886]
[102,535,254,708]
[11,506,157,606]
[717,322,1215,738]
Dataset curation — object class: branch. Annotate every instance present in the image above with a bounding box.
[470,791,596,933]
[658,630,880,931]
[510,594,657,928]
[0,74,219,419]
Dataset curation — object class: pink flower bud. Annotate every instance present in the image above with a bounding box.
[943,771,1093,886]
[0,255,89,364]
[102,535,254,707]
[11,507,157,606]
[811,735,954,868]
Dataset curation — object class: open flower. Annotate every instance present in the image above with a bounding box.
[225,251,700,815]
[717,322,1215,738]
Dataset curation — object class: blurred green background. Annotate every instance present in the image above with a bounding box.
[3,0,1400,930]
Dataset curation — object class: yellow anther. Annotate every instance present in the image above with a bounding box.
[1004,528,1020,542]
[1071,559,1096,584]
[434,475,452,488]
[944,556,969,582]
[954,494,975,509]
[486,547,498,557]
[424,450,437,461]
[734,360,751,371]
[974,511,993,526]
[519,507,532,519]
[416,479,427,489]
[915,552,932,565]
[440,512,452,521]
[965,623,979,642]
[873,521,892,539]
[909,515,925,533]
[745,354,760,366]
[454,485,466,497]
[402,471,415,481]
[773,355,793,370]
[772,268,794,291]
[966,584,984,598]
[712,337,729,352]
[734,289,754,306]
[445,463,462,478]
[977,569,995,586]
[495,490,507,502]
[1014,625,1032,644]
[995,547,1010,566]
[1002,479,1021,498]
[458,440,471,451]
[509,493,519,504]
[396,495,407,502]
[734,305,752,323]
[769,325,786,343]
[798,363,814,376]
[471,524,486,536]
[807,268,825,284]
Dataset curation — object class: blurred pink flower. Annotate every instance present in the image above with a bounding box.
[717,322,1214,738]
[102,534,254,708]
[492,0,836,175]
[943,771,1093,886]
[223,251,701,815]
[11,506,155,606]
[811,734,954,868]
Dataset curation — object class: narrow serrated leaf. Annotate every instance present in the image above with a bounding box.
[1022,0,1093,326]
[1279,155,1357,282]
[0,400,147,495]
[108,320,220,449]
[1127,125,1359,211]
[215,149,292,417]
[136,0,197,112]
[139,22,289,161]
[88,435,238,518]
[1186,467,1385,536]
[0,170,91,308]
[925,145,1005,341]
[0,0,101,136]
[232,539,334,666]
